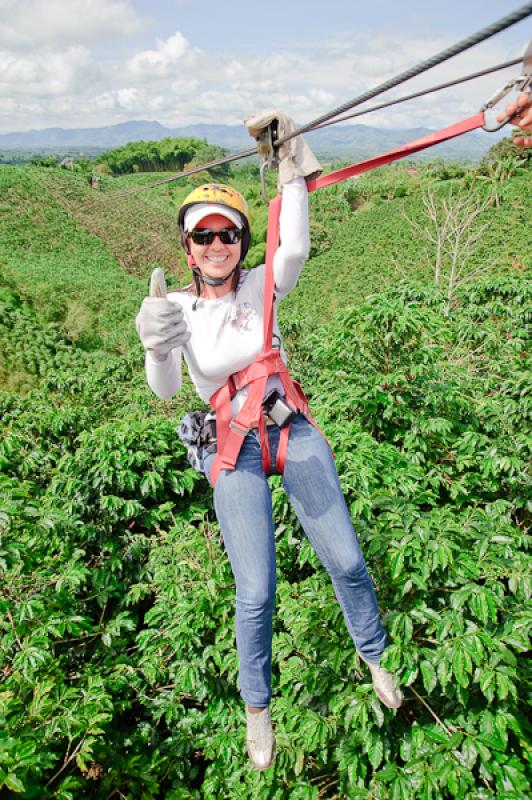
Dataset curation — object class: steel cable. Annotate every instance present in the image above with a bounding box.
[276,3,532,145]
[310,57,521,131]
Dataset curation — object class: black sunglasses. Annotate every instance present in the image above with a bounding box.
[188,227,244,246]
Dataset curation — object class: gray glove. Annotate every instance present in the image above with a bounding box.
[135,267,190,362]
[244,108,322,187]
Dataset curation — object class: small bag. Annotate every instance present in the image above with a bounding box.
[262,388,297,427]
[177,410,217,474]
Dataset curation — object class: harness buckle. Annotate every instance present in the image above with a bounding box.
[481,39,531,131]
[229,419,249,436]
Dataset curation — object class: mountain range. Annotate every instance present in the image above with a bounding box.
[0,119,504,162]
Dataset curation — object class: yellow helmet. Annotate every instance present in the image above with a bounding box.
[178,183,251,260]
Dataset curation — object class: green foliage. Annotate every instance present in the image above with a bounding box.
[96,137,228,177]
[426,160,468,181]
[29,155,60,168]
[481,134,532,168]
[0,157,530,797]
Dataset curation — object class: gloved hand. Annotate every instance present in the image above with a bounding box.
[135,267,190,362]
[244,108,322,187]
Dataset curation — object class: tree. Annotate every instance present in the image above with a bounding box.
[29,155,59,168]
[404,186,495,314]
[95,137,227,175]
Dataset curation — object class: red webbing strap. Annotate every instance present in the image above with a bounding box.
[306,113,485,193]
[263,194,282,347]
[210,356,276,483]
[258,412,272,473]
[276,423,291,472]
[248,193,283,475]
[213,374,266,466]
[209,381,237,485]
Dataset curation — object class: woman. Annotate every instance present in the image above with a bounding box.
[135,111,402,772]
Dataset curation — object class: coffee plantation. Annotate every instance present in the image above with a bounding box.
[0,143,530,798]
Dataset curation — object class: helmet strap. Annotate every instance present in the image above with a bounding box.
[191,265,239,312]
[191,265,237,287]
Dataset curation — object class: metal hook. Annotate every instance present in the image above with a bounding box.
[481,40,531,132]
[256,120,280,202]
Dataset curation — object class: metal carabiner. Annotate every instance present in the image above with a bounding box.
[481,39,532,132]
[481,77,532,131]
[256,120,279,202]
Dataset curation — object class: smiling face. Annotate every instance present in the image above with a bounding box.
[187,213,242,283]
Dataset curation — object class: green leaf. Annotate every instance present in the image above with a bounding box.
[375,762,397,782]
[390,549,405,580]
[460,738,478,769]
[370,697,385,728]
[368,737,384,769]
[496,672,513,701]
[401,663,418,686]
[452,648,469,688]
[437,657,451,689]
[4,773,26,793]
[447,768,459,796]
[501,763,529,792]
[479,668,495,702]
[425,728,449,745]
[470,590,489,625]
[420,660,437,694]
[294,748,305,776]
[390,774,412,800]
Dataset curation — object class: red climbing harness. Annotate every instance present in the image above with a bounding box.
[209,194,325,487]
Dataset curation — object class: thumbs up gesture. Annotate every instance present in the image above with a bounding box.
[135,267,190,361]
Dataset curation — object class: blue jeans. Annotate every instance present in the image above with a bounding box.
[203,414,388,708]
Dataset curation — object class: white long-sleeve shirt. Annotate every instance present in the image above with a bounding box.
[145,177,309,416]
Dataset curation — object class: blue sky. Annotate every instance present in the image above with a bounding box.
[129,1,527,53]
[0,0,530,133]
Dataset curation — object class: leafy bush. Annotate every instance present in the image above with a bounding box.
[480,134,532,169]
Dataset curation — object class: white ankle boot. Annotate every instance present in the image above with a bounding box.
[359,655,403,709]
[246,706,276,770]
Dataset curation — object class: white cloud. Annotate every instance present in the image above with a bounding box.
[0,20,525,134]
[0,45,92,97]
[0,0,143,49]
[127,32,198,78]
[93,85,192,114]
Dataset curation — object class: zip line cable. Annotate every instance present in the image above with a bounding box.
[115,4,532,196]
[275,3,532,145]
[310,57,521,132]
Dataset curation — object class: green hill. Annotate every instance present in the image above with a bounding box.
[0,153,530,799]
